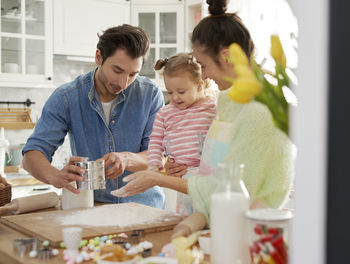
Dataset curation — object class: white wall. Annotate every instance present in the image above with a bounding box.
[290,0,329,263]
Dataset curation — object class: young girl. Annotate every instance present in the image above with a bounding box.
[147,53,216,215]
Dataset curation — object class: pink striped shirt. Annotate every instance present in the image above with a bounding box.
[148,96,217,168]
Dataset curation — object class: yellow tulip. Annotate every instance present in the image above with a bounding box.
[176,249,194,264]
[228,43,249,66]
[234,78,262,96]
[270,35,287,69]
[228,87,253,104]
[172,236,188,251]
[234,64,257,80]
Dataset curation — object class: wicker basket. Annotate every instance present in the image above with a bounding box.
[0,174,11,206]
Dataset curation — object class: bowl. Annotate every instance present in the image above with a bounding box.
[4,63,19,73]
[139,256,178,264]
[198,236,211,255]
[97,253,137,264]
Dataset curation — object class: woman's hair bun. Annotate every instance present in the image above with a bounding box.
[207,0,227,16]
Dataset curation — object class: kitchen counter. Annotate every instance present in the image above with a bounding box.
[0,222,174,264]
[6,172,61,200]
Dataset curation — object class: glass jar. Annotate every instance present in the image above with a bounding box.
[246,208,293,264]
[210,163,250,264]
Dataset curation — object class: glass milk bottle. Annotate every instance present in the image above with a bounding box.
[210,163,250,264]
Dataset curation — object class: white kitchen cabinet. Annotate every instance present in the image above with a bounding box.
[0,0,53,88]
[131,1,184,89]
[185,0,206,51]
[53,0,130,58]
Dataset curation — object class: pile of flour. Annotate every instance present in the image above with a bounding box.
[59,204,173,227]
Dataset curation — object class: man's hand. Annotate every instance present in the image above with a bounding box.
[100,152,127,179]
[49,156,85,194]
[164,158,188,178]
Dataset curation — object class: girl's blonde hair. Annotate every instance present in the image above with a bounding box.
[154,52,211,90]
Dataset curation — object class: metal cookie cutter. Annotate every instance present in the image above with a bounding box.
[13,238,38,257]
[129,232,141,244]
[37,247,52,260]
[129,229,145,244]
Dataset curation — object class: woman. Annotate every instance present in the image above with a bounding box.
[112,0,295,234]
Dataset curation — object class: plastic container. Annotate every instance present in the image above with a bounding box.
[210,163,250,264]
[246,208,293,264]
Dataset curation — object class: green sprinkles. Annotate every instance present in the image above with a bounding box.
[42,240,50,247]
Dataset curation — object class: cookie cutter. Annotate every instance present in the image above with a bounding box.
[13,238,38,257]
[111,236,128,247]
[38,247,52,260]
[142,248,152,258]
[133,229,144,238]
[129,232,141,244]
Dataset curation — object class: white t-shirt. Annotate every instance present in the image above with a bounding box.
[101,100,114,125]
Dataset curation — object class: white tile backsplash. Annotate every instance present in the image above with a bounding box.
[1,59,96,169]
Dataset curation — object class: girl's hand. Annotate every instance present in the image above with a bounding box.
[164,158,188,178]
[110,170,161,197]
[148,166,161,172]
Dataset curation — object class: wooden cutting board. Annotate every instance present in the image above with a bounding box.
[0,203,184,246]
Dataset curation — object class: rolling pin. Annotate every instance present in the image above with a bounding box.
[172,211,207,239]
[0,192,59,216]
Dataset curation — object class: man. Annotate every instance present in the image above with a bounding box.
[22,24,165,208]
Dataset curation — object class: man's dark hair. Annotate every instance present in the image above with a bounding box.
[97,24,150,64]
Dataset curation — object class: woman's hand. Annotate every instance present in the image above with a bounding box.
[110,170,161,197]
[164,158,188,178]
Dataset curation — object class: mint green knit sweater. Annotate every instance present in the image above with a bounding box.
[187,90,296,224]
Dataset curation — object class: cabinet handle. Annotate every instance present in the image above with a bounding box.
[47,77,52,81]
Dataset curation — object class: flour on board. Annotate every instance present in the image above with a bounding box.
[59,204,173,227]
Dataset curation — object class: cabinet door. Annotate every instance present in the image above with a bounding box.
[131,4,184,89]
[0,0,53,87]
[185,0,205,51]
[53,0,130,57]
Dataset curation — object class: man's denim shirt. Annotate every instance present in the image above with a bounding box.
[23,70,165,208]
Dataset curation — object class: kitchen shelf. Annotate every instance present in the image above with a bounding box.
[0,122,35,129]
[0,108,35,130]
[1,16,38,22]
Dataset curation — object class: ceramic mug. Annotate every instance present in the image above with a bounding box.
[8,144,24,166]
[4,63,19,73]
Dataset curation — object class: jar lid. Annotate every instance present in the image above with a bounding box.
[246,208,293,221]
